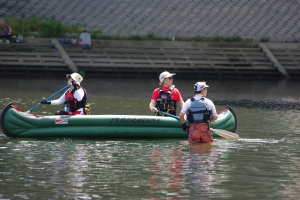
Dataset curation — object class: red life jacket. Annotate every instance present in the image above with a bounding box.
[65,88,87,114]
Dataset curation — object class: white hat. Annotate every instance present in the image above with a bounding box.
[66,73,83,85]
[194,82,209,92]
[159,71,176,84]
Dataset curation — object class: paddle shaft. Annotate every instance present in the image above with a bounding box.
[157,110,239,139]
[157,110,181,120]
[26,84,71,113]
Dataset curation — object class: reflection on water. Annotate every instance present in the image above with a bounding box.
[1,78,300,199]
[1,138,300,199]
[147,145,186,198]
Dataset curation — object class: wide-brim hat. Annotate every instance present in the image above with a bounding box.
[66,73,83,85]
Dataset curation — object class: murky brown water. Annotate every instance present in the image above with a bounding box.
[1,78,300,199]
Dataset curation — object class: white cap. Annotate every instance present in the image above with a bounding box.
[159,71,176,84]
[66,73,83,85]
[194,82,209,92]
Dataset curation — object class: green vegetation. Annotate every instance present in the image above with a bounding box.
[5,16,81,37]
[91,31,170,41]
[5,16,254,42]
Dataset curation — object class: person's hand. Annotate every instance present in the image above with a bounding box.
[41,99,51,105]
[71,80,79,90]
[181,122,189,132]
[151,107,158,113]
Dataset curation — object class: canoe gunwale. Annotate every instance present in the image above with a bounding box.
[0,102,14,137]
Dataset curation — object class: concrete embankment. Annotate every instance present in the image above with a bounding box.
[0,38,299,80]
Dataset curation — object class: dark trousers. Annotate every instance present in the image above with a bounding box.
[0,34,12,41]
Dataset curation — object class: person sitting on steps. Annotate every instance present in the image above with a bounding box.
[78,30,91,50]
[0,19,12,43]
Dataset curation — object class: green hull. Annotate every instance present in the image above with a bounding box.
[1,103,237,139]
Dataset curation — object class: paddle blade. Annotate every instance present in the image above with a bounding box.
[211,128,239,140]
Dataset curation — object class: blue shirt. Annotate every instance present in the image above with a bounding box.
[79,32,91,45]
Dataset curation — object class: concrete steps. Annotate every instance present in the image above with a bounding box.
[1,39,298,80]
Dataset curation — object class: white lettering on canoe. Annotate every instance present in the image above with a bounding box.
[109,118,160,123]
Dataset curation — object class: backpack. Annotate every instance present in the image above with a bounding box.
[15,34,23,43]
[187,97,211,123]
[60,38,71,44]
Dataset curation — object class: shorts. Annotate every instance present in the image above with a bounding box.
[82,44,91,49]
[188,123,213,144]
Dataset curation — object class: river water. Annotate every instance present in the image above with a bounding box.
[0,77,300,199]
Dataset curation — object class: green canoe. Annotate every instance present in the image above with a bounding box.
[0,103,237,139]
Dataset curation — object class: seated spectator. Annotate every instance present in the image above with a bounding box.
[78,30,91,50]
[0,19,12,42]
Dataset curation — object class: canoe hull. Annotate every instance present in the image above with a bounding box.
[1,103,237,139]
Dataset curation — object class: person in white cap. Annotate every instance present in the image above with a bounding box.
[41,73,87,115]
[149,71,184,116]
[179,81,218,143]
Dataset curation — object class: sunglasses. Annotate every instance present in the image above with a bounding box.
[166,77,173,80]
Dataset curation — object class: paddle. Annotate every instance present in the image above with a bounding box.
[157,110,239,140]
[210,128,239,140]
[26,84,71,113]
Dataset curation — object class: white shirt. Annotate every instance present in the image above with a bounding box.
[50,88,85,114]
[181,94,217,116]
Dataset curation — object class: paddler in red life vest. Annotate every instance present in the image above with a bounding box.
[149,71,184,116]
[179,82,218,143]
[41,73,87,115]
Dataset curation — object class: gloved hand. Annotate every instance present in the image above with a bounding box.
[182,122,189,132]
[41,99,51,105]
[71,80,79,90]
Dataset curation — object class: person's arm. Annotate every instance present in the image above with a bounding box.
[179,100,184,111]
[179,99,190,123]
[149,100,157,113]
[179,100,190,132]
[179,112,186,124]
[73,88,84,101]
[50,93,66,105]
[174,89,184,111]
[210,115,218,122]
[209,101,218,122]
[150,89,159,113]
[179,110,189,132]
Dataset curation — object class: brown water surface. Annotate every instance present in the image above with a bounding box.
[0,78,300,199]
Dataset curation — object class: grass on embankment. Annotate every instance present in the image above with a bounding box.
[6,16,256,42]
